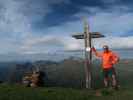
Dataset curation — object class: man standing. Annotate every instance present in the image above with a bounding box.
[92,45,119,89]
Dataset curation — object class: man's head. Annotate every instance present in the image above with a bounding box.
[103,45,109,52]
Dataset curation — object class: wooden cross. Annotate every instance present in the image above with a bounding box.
[72,19,105,89]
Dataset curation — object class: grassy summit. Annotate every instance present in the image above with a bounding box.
[0,84,133,100]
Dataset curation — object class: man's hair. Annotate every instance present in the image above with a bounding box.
[103,45,109,49]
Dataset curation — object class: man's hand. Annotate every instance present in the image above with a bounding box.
[91,47,96,52]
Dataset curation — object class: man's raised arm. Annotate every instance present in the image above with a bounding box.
[91,47,102,58]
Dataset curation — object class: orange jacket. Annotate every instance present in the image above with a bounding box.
[93,49,119,69]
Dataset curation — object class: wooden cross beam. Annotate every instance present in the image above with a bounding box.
[72,32,105,39]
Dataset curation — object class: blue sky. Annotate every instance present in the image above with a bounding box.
[0,0,133,54]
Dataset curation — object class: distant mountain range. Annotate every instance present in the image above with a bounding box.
[0,58,132,88]
[0,49,132,62]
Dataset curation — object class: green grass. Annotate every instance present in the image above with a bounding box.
[0,84,133,100]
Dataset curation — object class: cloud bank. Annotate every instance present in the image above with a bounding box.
[0,0,133,54]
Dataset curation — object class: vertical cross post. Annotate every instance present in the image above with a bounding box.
[84,19,92,89]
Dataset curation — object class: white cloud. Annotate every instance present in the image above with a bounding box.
[20,35,133,54]
[20,35,84,54]
[93,36,133,49]
[73,6,133,36]
[90,12,133,36]
[0,0,70,54]
[0,0,69,38]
